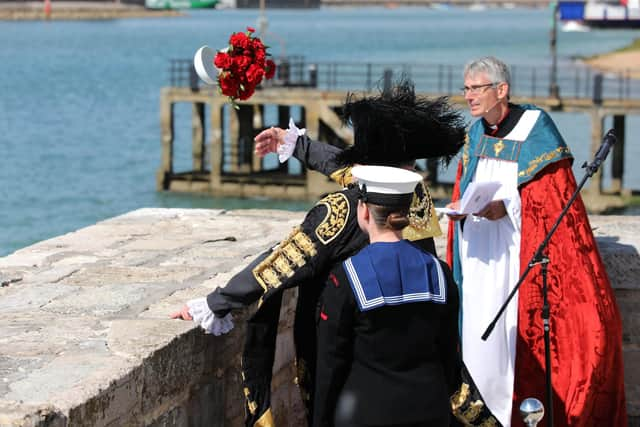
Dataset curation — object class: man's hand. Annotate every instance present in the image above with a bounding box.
[445,200,467,222]
[474,200,507,221]
[170,304,193,321]
[254,127,286,157]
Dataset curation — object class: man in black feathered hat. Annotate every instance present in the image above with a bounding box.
[172,80,499,427]
[335,80,465,167]
[256,79,465,256]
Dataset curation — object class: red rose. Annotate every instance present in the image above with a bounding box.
[265,59,276,80]
[254,48,266,68]
[233,55,252,73]
[214,52,233,70]
[219,72,239,98]
[230,32,250,50]
[238,83,256,100]
[252,37,264,51]
[245,63,265,85]
[246,26,255,33]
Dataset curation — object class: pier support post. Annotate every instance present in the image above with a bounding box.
[611,114,626,194]
[228,105,240,173]
[277,105,291,172]
[210,101,224,190]
[237,105,255,173]
[192,102,205,172]
[253,105,265,171]
[587,109,605,197]
[157,88,174,190]
[304,101,326,199]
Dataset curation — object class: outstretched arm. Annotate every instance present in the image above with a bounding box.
[171,189,366,335]
[254,122,345,177]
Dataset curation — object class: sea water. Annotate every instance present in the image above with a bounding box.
[0,6,638,256]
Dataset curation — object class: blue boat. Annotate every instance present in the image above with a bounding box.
[558,0,640,29]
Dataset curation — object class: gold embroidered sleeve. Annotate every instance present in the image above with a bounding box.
[252,226,318,292]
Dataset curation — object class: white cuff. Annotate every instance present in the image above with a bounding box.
[277,117,306,163]
[187,297,234,336]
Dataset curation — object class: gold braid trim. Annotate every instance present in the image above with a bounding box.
[315,193,350,245]
[243,387,258,415]
[518,146,571,180]
[329,166,354,187]
[254,409,275,427]
[252,226,317,292]
[450,382,499,426]
[462,133,470,173]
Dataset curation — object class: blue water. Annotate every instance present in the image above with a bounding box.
[1,7,639,256]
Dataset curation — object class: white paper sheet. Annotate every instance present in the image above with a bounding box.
[439,181,502,215]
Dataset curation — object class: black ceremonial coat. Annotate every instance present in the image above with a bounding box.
[203,137,442,426]
[207,184,370,426]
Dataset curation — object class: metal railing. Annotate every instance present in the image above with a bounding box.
[169,57,640,101]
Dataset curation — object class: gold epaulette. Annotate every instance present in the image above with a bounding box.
[404,182,442,240]
[329,166,354,188]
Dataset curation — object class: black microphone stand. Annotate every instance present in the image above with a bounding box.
[481,129,617,427]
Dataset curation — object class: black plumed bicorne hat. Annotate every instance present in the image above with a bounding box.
[335,79,467,167]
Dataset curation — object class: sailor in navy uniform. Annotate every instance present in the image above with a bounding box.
[313,166,460,427]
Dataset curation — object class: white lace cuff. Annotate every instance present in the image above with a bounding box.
[187,297,234,336]
[277,117,306,163]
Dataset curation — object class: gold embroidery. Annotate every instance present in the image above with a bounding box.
[252,226,317,292]
[462,134,470,173]
[407,181,434,231]
[518,146,571,180]
[329,166,354,188]
[462,401,484,422]
[243,387,258,415]
[272,254,294,277]
[254,408,275,427]
[315,193,350,244]
[451,383,470,412]
[479,416,499,427]
[292,231,317,257]
[493,139,505,157]
[282,242,305,267]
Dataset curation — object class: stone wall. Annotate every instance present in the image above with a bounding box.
[0,209,638,426]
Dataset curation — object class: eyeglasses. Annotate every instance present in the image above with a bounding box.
[460,83,496,95]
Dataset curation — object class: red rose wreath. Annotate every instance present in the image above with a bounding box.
[194,27,276,107]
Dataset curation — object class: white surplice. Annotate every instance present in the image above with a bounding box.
[456,111,539,426]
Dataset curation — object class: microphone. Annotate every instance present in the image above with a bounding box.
[594,129,616,165]
[584,129,616,176]
[484,99,500,114]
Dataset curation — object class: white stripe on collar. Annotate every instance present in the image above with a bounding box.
[504,110,540,142]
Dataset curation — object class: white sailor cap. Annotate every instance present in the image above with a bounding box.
[351,165,422,206]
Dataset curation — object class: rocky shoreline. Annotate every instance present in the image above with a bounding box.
[0,1,182,20]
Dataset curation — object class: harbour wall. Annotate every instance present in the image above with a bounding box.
[0,209,638,426]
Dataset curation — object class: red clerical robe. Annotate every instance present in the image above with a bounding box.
[447,107,627,426]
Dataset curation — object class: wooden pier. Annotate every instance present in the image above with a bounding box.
[158,61,640,210]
